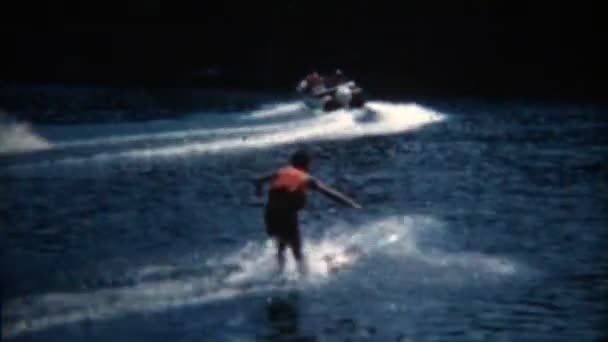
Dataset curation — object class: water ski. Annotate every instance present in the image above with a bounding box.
[321,245,364,274]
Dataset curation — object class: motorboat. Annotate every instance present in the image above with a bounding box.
[296,71,366,112]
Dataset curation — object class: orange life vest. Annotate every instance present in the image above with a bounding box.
[270,166,308,193]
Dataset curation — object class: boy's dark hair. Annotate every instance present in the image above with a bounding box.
[290,149,311,169]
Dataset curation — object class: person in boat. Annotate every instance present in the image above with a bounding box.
[251,149,362,275]
[325,69,349,88]
[297,71,327,96]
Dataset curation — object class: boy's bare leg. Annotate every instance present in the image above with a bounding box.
[277,240,286,273]
[291,236,308,276]
[296,255,308,276]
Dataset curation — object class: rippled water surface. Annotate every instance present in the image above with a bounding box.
[2,93,607,341]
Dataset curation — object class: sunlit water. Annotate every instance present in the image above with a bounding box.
[1,92,607,341]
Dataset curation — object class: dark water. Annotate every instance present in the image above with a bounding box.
[1,92,607,341]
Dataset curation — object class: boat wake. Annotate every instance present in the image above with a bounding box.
[2,214,523,340]
[0,112,51,155]
[2,100,445,173]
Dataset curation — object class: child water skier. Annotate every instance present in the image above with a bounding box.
[252,149,362,275]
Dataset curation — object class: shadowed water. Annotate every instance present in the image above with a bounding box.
[1,91,607,341]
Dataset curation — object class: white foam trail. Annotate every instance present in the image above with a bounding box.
[0,115,51,154]
[111,102,444,158]
[18,102,304,151]
[8,101,444,169]
[120,109,353,158]
[1,276,278,340]
[55,120,287,149]
[246,102,306,119]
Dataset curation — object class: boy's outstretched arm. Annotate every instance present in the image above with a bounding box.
[310,178,362,209]
[251,172,275,196]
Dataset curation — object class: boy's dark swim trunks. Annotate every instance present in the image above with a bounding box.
[264,207,300,244]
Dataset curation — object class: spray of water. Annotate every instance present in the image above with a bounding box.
[1,214,521,340]
[0,112,51,154]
